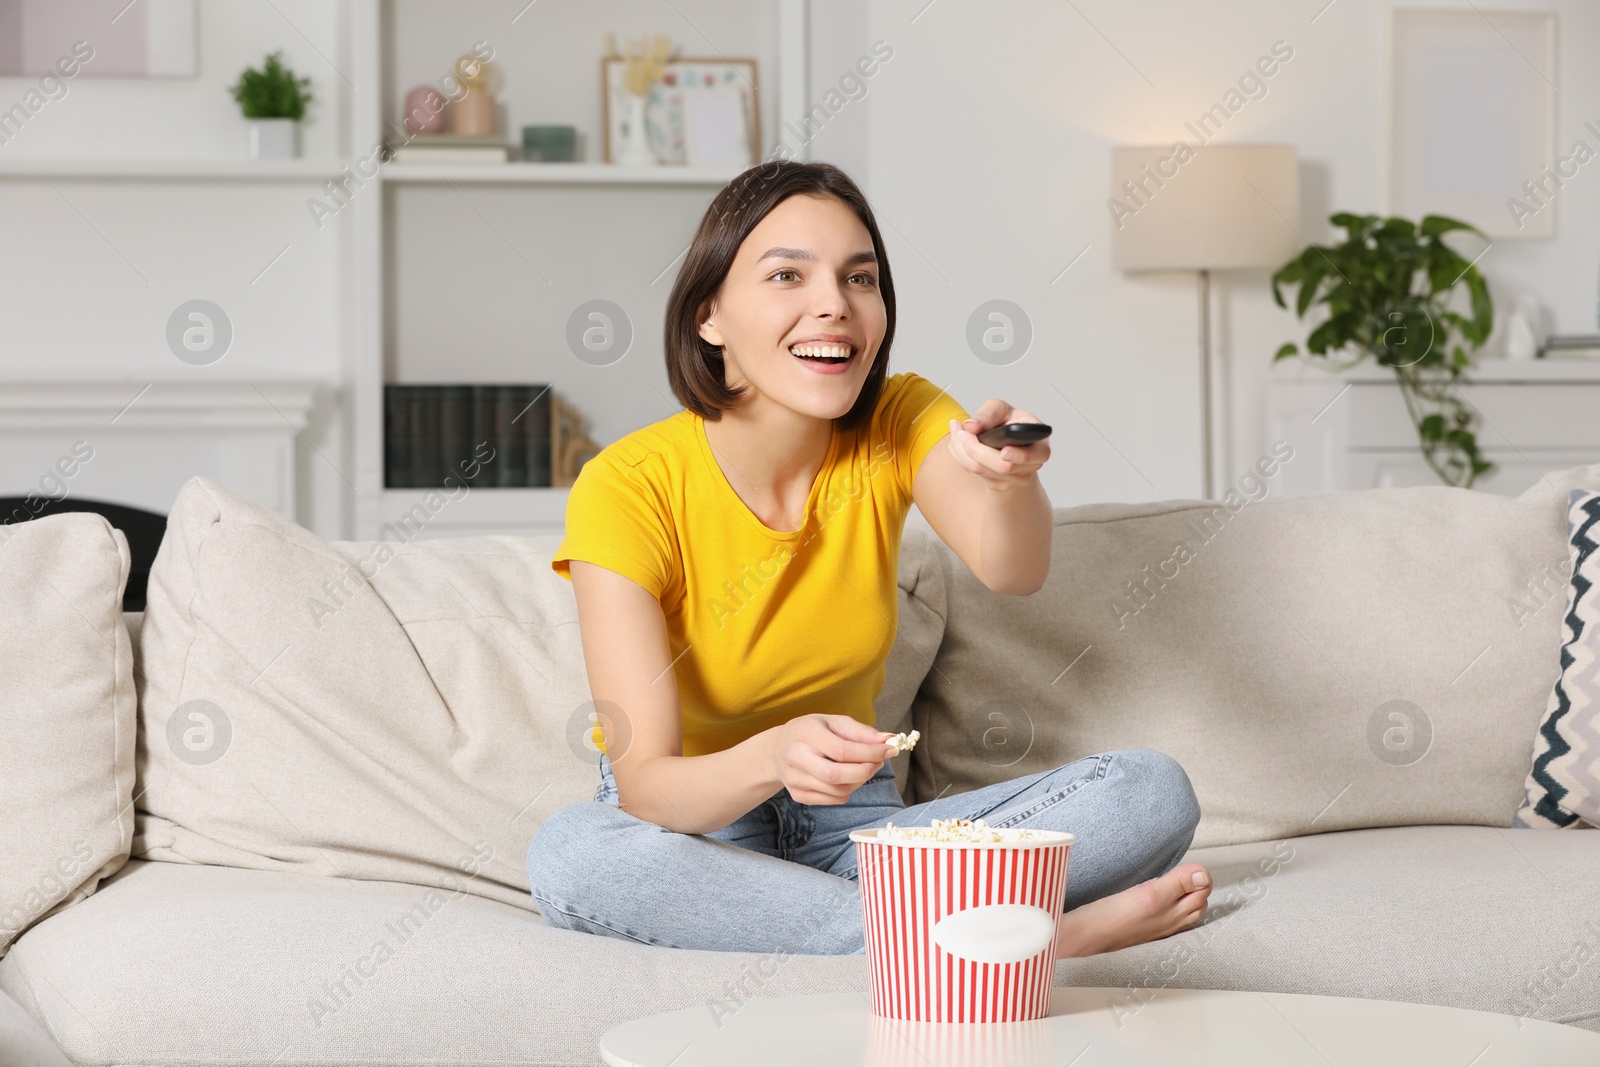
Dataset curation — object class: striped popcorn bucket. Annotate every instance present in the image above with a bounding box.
[849,827,1075,1023]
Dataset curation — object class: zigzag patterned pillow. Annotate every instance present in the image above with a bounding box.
[1515,489,1600,829]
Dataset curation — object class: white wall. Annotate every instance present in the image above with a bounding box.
[2,0,1595,537]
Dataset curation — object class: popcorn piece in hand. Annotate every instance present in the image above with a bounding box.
[884,729,920,757]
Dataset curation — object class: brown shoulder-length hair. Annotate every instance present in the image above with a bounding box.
[664,159,894,432]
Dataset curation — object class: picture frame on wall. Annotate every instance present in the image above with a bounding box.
[601,57,759,166]
[682,87,750,166]
[0,0,197,76]
[1388,9,1557,239]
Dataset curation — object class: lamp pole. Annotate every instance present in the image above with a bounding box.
[1109,144,1299,504]
[1198,268,1214,500]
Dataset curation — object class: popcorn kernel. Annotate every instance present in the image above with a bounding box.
[877,816,1045,843]
[884,729,921,757]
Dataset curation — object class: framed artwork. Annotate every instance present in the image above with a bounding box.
[0,0,197,77]
[601,57,759,166]
[1388,9,1557,239]
[683,87,750,166]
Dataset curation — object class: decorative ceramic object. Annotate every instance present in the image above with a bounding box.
[615,93,654,165]
[1505,294,1542,362]
[522,125,577,162]
[403,85,445,134]
[604,31,675,165]
[447,52,500,136]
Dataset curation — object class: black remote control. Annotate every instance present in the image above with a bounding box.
[976,422,1052,448]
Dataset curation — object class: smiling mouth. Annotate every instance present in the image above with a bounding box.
[789,342,857,365]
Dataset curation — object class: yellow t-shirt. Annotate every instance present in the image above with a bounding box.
[551,371,969,758]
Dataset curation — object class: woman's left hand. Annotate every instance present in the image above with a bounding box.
[946,400,1051,492]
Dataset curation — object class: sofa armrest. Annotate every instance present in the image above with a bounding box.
[0,986,73,1067]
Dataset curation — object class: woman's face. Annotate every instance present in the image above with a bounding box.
[699,193,886,421]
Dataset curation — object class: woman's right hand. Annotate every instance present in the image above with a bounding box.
[768,714,895,805]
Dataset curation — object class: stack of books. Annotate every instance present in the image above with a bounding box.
[1540,334,1600,359]
[384,384,552,488]
[388,133,509,164]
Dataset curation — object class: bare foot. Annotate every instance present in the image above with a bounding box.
[1052,863,1211,960]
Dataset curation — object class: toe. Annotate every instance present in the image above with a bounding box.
[1136,863,1208,913]
[1171,862,1210,894]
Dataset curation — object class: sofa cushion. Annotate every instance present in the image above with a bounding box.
[0,987,71,1067]
[4,827,1595,1065]
[0,858,876,1066]
[1060,824,1600,1033]
[911,461,1600,850]
[0,512,135,957]
[133,477,946,919]
[880,523,947,803]
[130,580,940,810]
[1516,489,1600,829]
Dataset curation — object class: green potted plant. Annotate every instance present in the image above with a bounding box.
[1271,213,1495,489]
[228,50,313,159]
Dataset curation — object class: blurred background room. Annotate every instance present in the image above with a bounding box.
[1,0,1595,545]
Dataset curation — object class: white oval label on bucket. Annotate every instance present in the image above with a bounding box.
[931,903,1057,964]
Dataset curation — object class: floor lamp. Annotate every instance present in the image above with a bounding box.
[1110,144,1299,499]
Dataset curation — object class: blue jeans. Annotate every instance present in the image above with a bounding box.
[525,748,1200,955]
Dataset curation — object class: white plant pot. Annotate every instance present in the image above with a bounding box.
[247,118,299,160]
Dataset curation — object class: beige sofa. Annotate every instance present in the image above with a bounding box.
[2,463,1597,1066]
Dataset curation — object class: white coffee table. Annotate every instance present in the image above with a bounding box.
[599,985,1600,1066]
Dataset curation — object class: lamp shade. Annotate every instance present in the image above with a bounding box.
[1111,144,1300,272]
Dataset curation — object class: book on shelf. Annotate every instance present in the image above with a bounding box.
[388,133,509,164]
[1539,333,1600,359]
[384,384,555,489]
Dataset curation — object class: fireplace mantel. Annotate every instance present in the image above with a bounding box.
[0,379,326,521]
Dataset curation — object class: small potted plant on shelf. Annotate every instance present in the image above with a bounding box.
[1271,213,1496,489]
[228,50,313,159]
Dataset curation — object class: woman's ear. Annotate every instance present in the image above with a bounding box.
[697,301,722,347]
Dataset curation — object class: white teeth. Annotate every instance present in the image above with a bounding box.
[790,343,854,360]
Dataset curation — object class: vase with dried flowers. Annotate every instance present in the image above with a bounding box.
[606,32,676,165]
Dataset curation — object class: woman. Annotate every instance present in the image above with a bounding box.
[527,160,1210,958]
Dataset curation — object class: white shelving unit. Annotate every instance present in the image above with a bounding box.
[0,159,349,181]
[349,0,812,540]
[377,162,751,185]
[0,0,810,539]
